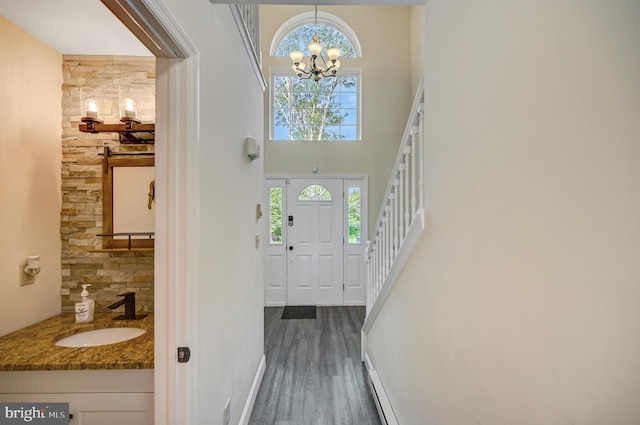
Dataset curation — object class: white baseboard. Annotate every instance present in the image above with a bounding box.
[238,354,266,425]
[365,353,399,425]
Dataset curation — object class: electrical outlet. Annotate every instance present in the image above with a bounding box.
[19,264,35,286]
[223,399,230,425]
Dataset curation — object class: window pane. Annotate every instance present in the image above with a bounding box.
[269,187,283,244]
[299,184,332,201]
[341,126,358,140]
[342,109,357,125]
[348,187,361,244]
[339,93,357,108]
[271,74,360,141]
[275,24,356,58]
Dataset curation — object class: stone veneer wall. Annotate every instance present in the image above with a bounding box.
[60,55,155,314]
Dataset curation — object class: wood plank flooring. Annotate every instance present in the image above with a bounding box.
[249,306,381,425]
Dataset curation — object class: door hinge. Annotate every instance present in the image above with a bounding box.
[177,346,191,363]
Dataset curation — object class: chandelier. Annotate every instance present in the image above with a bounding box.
[289,6,341,82]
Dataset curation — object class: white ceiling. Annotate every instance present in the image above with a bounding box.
[0,0,423,56]
[0,0,151,55]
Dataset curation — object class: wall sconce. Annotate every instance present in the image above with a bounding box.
[24,256,41,276]
[245,137,261,160]
[78,88,154,144]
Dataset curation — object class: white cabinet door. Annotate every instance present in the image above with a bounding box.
[0,393,153,425]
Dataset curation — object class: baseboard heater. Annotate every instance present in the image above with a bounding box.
[365,355,399,425]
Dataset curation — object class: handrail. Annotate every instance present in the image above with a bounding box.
[363,79,425,331]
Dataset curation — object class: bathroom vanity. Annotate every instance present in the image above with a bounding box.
[0,314,154,425]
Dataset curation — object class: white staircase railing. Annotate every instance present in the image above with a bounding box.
[363,81,425,331]
[229,3,266,91]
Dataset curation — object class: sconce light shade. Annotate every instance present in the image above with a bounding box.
[119,87,140,123]
[120,98,138,122]
[80,88,102,123]
[24,255,41,276]
[245,137,261,160]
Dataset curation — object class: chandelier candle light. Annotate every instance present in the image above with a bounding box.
[289,5,341,82]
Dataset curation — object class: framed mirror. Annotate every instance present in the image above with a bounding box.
[102,148,155,250]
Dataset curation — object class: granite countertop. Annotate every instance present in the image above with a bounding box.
[0,313,153,371]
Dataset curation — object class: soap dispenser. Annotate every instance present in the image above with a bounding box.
[75,284,95,323]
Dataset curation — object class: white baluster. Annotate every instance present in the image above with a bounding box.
[392,177,400,259]
[418,104,425,211]
[389,190,396,261]
[398,164,405,243]
[364,241,372,313]
[375,232,382,295]
[410,126,419,222]
[385,204,391,279]
[404,146,411,232]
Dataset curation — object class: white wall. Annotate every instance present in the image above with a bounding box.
[261,6,414,233]
[409,6,425,96]
[157,3,265,424]
[0,17,62,336]
[367,0,640,424]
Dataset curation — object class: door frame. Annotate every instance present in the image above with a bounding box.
[265,175,369,306]
[104,2,199,424]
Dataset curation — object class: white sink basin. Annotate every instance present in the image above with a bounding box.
[55,327,146,348]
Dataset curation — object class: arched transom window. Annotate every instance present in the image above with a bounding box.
[298,184,333,201]
[270,12,362,142]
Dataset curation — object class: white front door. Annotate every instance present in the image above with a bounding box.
[265,177,368,306]
[286,179,344,305]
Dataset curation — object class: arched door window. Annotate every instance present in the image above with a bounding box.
[298,184,333,201]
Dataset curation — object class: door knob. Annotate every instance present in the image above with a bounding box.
[289,246,294,251]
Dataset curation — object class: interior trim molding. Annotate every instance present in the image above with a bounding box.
[239,354,267,425]
[364,353,399,425]
[101,0,197,58]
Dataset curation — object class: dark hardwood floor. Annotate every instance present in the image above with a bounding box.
[249,306,382,425]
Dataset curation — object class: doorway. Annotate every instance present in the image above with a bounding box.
[266,177,368,306]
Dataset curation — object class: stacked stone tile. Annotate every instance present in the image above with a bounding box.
[60,56,155,314]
